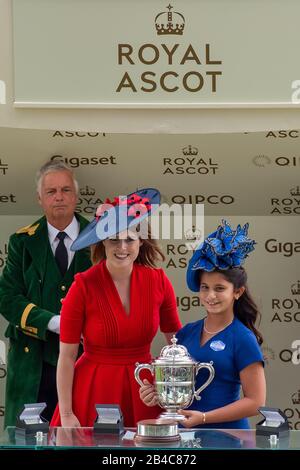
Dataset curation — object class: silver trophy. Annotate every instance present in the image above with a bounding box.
[135,336,215,420]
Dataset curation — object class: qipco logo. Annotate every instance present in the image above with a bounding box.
[279,342,300,364]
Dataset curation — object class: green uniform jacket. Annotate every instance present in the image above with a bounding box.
[0,214,92,427]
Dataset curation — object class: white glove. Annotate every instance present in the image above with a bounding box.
[47,315,60,334]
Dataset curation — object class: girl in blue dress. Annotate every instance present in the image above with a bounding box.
[140,220,266,429]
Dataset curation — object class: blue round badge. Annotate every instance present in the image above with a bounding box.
[210,340,226,351]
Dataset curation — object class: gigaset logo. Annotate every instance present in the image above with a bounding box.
[0,194,16,204]
[265,239,300,257]
[176,296,201,312]
[116,4,223,94]
[51,155,117,168]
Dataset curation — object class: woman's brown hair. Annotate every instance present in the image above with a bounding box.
[198,267,263,345]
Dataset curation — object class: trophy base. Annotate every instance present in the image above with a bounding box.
[158,411,186,421]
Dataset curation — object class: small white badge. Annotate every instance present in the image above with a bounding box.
[210,340,226,351]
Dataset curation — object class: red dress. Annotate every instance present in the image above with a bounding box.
[51,261,182,427]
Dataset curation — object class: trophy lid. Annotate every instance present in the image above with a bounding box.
[155,336,195,364]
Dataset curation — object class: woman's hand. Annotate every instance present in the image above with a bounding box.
[61,412,81,428]
[178,409,205,428]
[139,379,159,407]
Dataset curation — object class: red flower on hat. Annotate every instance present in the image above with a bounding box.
[95,193,151,221]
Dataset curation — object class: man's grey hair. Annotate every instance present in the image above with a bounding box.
[36,160,79,195]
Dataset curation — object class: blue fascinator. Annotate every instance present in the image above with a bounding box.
[71,188,160,251]
[186,220,256,292]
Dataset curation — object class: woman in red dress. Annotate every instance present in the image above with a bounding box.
[51,188,182,428]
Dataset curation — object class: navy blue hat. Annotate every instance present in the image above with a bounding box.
[71,188,160,251]
[186,220,256,292]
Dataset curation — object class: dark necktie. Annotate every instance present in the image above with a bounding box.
[55,232,68,276]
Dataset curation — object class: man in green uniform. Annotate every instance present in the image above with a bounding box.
[0,160,92,427]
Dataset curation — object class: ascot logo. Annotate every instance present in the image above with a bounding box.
[265,130,299,138]
[116,4,223,94]
[165,242,191,269]
[270,186,300,215]
[52,131,104,138]
[284,391,300,429]
[162,146,219,175]
[0,159,8,175]
[76,186,103,215]
[271,281,300,324]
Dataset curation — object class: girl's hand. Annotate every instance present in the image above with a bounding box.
[178,409,205,428]
[139,379,159,407]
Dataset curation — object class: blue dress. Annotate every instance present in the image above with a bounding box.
[176,317,264,429]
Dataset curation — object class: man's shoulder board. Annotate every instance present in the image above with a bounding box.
[16,223,40,236]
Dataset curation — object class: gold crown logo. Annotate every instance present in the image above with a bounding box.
[291,390,300,405]
[290,186,300,197]
[185,226,202,241]
[182,145,198,156]
[155,4,185,36]
[80,185,96,197]
[291,280,300,295]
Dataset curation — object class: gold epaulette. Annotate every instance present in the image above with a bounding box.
[16,223,40,236]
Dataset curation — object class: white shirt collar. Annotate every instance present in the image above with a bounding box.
[47,216,79,245]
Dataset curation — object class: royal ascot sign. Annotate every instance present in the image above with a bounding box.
[13,0,300,108]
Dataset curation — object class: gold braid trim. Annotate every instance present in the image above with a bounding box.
[20,303,38,335]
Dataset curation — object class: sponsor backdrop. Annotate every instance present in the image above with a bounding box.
[0,128,299,429]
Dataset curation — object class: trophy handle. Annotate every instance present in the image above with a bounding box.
[194,362,215,400]
[134,363,154,387]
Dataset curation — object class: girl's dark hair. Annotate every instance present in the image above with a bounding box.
[199,267,263,345]
[90,224,165,268]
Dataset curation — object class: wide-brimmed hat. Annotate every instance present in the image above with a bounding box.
[71,188,160,251]
[186,220,256,292]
